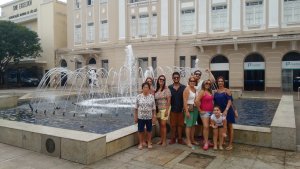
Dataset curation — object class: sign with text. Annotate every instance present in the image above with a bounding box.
[282,61,300,69]
[210,63,229,71]
[244,62,265,70]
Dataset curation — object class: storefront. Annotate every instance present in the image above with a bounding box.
[282,51,300,92]
[210,55,229,88]
[244,53,265,91]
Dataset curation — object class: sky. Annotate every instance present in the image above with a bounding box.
[0,0,67,16]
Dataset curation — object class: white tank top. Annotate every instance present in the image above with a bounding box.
[187,89,196,104]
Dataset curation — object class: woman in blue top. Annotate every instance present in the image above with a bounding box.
[214,76,235,150]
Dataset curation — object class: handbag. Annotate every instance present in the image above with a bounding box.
[187,104,194,112]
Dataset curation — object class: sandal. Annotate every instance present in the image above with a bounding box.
[148,144,153,149]
[156,141,162,145]
[192,141,199,146]
[225,145,233,151]
[187,144,193,148]
[138,144,143,150]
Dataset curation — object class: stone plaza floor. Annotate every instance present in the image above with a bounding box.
[0,137,300,169]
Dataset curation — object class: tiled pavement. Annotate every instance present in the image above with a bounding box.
[0,138,300,169]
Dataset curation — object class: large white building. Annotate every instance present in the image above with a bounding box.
[60,0,300,91]
[0,0,67,83]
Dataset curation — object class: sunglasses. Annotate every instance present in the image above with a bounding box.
[189,80,196,82]
[159,79,165,81]
[173,76,180,79]
[195,73,201,76]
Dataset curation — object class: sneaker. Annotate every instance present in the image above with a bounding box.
[169,138,176,145]
[138,144,143,150]
[203,143,209,151]
[148,144,153,149]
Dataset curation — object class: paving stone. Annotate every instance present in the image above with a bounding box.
[258,147,286,157]
[251,159,284,169]
[285,152,300,167]
[178,152,215,169]
[133,147,184,166]
[285,165,300,169]
[226,144,260,159]
[257,154,285,164]
[88,158,124,169]
[218,156,256,169]
[123,146,149,156]
[108,152,138,163]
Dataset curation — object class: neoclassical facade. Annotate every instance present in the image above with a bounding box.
[0,0,67,78]
[61,0,300,91]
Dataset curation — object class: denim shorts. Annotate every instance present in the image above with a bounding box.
[200,112,212,118]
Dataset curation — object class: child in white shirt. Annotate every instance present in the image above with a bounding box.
[210,105,227,150]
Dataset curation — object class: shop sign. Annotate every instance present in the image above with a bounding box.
[244,62,265,70]
[282,61,300,69]
[210,63,229,71]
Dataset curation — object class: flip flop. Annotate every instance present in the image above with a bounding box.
[225,145,233,151]
[156,141,162,145]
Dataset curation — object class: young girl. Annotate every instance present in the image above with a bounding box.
[210,105,227,150]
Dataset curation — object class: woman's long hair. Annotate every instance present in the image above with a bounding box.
[155,75,166,93]
[201,79,212,94]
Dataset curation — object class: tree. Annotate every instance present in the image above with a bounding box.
[0,20,42,86]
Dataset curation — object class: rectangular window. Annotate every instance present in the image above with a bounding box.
[131,16,137,38]
[191,56,197,68]
[139,14,149,37]
[138,57,148,76]
[101,60,109,77]
[151,57,157,76]
[181,8,195,34]
[211,4,227,31]
[75,0,81,9]
[75,24,82,44]
[284,0,300,24]
[87,0,94,6]
[180,56,185,67]
[100,0,107,4]
[245,0,263,26]
[87,22,95,43]
[130,0,146,3]
[100,20,108,41]
[75,61,82,70]
[151,13,157,36]
[180,56,186,77]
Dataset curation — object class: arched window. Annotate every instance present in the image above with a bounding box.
[88,58,96,64]
[60,59,67,67]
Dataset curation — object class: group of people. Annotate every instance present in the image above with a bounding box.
[134,69,237,151]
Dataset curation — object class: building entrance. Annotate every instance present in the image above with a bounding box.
[282,52,300,92]
[210,55,229,88]
[244,53,265,91]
